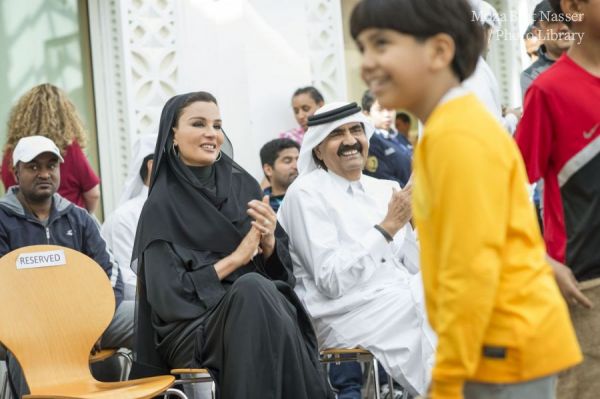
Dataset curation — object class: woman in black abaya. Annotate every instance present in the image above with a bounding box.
[132,91,332,398]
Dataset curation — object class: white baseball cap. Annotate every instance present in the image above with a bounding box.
[13,136,65,167]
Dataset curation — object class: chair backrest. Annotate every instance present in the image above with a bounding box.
[0,245,115,392]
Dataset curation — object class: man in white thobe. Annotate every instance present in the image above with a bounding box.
[278,102,435,396]
[101,134,156,300]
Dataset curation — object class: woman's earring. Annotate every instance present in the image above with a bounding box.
[172,142,178,155]
[215,151,222,162]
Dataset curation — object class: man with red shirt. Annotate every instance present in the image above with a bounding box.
[516,0,600,397]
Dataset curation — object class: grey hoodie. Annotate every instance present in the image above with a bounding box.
[0,187,124,305]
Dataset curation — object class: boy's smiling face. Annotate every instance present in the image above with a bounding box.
[357,28,430,112]
[357,27,460,122]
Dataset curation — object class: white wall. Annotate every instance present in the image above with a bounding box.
[175,0,313,179]
[90,0,348,213]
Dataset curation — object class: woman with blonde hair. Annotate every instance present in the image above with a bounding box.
[1,83,101,212]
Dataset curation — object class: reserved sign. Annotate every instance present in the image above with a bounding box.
[16,249,67,270]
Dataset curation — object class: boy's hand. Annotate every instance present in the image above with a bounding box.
[548,255,593,309]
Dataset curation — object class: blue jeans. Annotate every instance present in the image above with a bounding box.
[330,362,362,399]
[329,360,390,399]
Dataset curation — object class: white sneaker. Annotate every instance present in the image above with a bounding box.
[380,383,405,399]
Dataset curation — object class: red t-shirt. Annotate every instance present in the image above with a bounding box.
[1,140,100,209]
[516,54,600,281]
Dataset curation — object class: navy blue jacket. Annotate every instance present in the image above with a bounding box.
[0,187,124,306]
[363,130,412,187]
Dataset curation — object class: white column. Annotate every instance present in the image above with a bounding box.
[89,0,180,213]
[121,0,179,138]
[487,0,537,107]
[305,0,348,102]
[88,0,131,214]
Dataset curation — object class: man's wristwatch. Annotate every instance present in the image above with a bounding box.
[374,224,393,243]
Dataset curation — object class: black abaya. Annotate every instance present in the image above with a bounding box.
[143,241,330,398]
[131,92,333,398]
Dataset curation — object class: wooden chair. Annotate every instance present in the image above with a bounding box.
[0,245,181,398]
[320,348,408,399]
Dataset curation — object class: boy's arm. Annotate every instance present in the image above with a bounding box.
[425,134,508,399]
[515,86,592,307]
[514,84,553,183]
[547,254,593,308]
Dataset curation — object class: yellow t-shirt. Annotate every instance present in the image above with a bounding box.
[413,93,581,399]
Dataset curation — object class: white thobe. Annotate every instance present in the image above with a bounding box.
[278,169,435,396]
[463,57,518,134]
[101,186,148,300]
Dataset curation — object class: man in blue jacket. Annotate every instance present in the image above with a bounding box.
[0,136,133,396]
[361,90,412,188]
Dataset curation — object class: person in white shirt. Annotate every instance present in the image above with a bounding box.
[464,0,520,134]
[101,134,157,300]
[278,102,435,397]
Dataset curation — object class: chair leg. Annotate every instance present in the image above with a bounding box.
[387,373,395,398]
[373,358,381,399]
[1,361,12,399]
[362,361,374,399]
[114,350,133,381]
[164,388,189,398]
[1,373,9,399]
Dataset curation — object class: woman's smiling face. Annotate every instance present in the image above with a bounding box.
[173,101,225,167]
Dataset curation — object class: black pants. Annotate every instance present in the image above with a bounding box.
[192,273,333,399]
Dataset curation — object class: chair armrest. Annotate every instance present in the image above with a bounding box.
[171,368,209,375]
[90,348,117,363]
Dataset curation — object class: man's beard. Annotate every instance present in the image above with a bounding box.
[278,173,298,191]
[27,189,55,203]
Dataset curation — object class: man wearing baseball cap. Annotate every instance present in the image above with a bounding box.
[0,136,132,396]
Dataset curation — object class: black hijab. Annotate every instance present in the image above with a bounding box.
[130,92,263,375]
[132,92,261,267]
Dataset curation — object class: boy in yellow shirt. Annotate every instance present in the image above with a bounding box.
[350,0,582,398]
